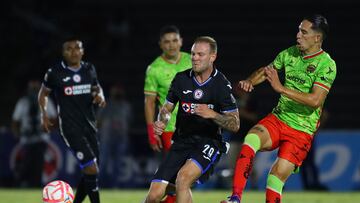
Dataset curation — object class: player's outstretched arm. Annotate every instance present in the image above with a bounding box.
[238,66,268,92]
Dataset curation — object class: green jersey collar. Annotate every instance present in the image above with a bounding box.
[303,49,324,60]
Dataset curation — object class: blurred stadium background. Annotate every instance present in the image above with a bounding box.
[1,0,359,202]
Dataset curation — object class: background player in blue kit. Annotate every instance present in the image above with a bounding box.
[38,38,106,203]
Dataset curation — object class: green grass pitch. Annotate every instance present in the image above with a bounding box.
[1,189,359,203]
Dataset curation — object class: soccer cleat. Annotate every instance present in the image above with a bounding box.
[220,195,240,203]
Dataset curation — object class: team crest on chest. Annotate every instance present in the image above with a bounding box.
[193,89,203,100]
[306,65,316,73]
[73,74,81,83]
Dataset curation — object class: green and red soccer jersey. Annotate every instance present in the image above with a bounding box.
[271,46,336,135]
[144,52,191,132]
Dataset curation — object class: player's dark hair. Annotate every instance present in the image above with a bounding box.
[61,36,84,50]
[304,14,329,41]
[194,36,217,54]
[159,25,180,39]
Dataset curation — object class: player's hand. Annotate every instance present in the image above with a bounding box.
[238,80,254,92]
[41,113,53,133]
[154,121,166,136]
[194,104,216,119]
[92,94,106,107]
[264,66,284,93]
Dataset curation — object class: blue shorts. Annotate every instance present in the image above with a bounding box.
[152,136,224,185]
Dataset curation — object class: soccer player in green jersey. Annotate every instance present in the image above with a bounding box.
[144,25,191,203]
[222,14,336,203]
[144,25,191,151]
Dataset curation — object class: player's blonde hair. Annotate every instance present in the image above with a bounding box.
[194,36,217,54]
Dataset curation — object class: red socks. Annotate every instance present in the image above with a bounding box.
[232,144,256,198]
[266,188,281,203]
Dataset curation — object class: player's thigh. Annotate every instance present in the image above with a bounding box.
[278,127,313,167]
[176,159,202,186]
[153,147,190,184]
[250,114,284,150]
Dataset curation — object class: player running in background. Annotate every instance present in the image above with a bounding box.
[144,25,191,152]
[144,36,239,203]
[222,14,336,203]
[38,38,106,203]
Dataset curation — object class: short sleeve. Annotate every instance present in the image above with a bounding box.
[90,64,100,86]
[314,61,337,92]
[144,65,158,95]
[218,77,238,113]
[166,73,180,105]
[43,68,55,90]
[272,49,287,70]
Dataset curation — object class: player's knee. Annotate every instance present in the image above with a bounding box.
[146,189,165,203]
[175,170,193,189]
[270,164,292,182]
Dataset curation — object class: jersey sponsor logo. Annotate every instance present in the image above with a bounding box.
[62,76,71,82]
[193,89,203,100]
[73,74,81,83]
[64,84,91,96]
[182,90,193,94]
[286,75,305,84]
[306,65,316,73]
[181,102,214,114]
